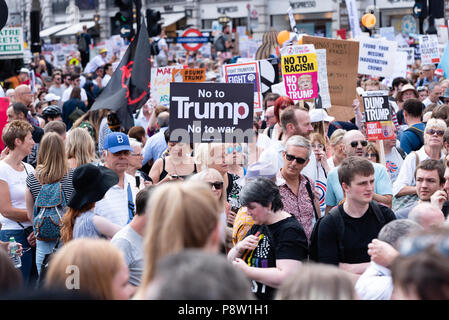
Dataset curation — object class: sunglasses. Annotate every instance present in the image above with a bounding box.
[208,181,224,190]
[350,140,368,148]
[226,145,242,154]
[426,129,444,136]
[285,153,307,164]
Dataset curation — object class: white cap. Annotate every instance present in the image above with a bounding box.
[309,108,335,123]
[19,68,29,74]
[44,93,61,102]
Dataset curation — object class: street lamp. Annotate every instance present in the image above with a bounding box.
[218,14,230,28]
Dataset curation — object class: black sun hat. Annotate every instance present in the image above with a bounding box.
[68,163,119,210]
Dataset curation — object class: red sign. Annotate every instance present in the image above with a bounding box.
[181,28,204,51]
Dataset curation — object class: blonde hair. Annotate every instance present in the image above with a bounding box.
[189,168,227,203]
[255,31,278,60]
[140,181,221,289]
[329,129,347,147]
[194,143,225,171]
[36,132,69,184]
[65,128,97,167]
[425,118,447,132]
[310,132,328,153]
[44,238,124,299]
[276,263,356,300]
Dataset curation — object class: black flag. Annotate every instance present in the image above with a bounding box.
[90,19,151,131]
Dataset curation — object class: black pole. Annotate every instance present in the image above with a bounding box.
[134,0,142,35]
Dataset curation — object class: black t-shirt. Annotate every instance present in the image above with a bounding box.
[442,201,449,218]
[317,203,396,265]
[242,215,309,300]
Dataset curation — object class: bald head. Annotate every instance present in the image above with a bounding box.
[14,85,33,106]
[409,203,445,230]
[157,111,170,128]
[342,130,367,157]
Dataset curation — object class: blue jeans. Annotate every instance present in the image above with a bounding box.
[36,239,59,276]
[0,229,35,287]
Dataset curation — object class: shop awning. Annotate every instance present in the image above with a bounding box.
[54,21,96,37]
[162,13,185,27]
[40,23,72,37]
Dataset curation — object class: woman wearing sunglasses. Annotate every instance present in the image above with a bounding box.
[225,143,245,177]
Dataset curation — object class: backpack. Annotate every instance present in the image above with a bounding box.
[308,201,386,262]
[78,34,88,52]
[33,181,67,241]
[69,106,86,123]
[214,35,226,52]
[150,39,161,56]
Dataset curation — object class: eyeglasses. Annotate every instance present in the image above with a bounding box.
[285,153,307,164]
[208,181,224,190]
[226,145,242,154]
[350,140,368,148]
[399,235,449,257]
[365,153,378,158]
[131,153,143,157]
[422,69,431,72]
[426,129,445,137]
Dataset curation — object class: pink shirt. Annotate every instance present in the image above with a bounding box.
[276,171,314,241]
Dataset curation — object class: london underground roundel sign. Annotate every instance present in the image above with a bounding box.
[179,28,208,51]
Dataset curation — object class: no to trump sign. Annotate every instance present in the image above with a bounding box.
[281,44,318,101]
[363,90,395,141]
[169,83,254,143]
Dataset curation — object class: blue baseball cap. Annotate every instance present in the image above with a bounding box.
[103,132,134,154]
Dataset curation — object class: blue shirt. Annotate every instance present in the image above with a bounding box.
[325,162,393,207]
[142,127,168,165]
[399,123,425,155]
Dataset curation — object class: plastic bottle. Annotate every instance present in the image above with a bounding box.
[8,237,22,269]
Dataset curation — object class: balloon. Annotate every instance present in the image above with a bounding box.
[362,13,376,29]
[277,30,290,45]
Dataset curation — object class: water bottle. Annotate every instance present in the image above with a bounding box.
[8,237,22,269]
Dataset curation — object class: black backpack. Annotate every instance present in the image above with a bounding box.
[308,201,386,262]
[150,39,160,56]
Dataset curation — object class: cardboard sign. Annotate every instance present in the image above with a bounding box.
[302,36,359,121]
[150,66,178,106]
[169,83,254,143]
[222,62,263,112]
[172,68,206,82]
[358,37,397,78]
[315,49,331,109]
[363,91,395,141]
[281,44,318,101]
[419,35,440,65]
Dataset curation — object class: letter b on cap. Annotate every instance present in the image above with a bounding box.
[117,135,124,144]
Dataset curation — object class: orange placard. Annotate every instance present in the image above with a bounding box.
[172,68,206,83]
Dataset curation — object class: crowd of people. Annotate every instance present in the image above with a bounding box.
[0,26,449,301]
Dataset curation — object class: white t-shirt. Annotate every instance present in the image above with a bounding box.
[327,157,336,171]
[102,74,111,87]
[155,37,168,59]
[61,86,88,103]
[0,161,34,230]
[385,147,404,183]
[85,54,108,74]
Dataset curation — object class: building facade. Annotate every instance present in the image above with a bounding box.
[4,0,449,42]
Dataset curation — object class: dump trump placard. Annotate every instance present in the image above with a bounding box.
[363,90,395,141]
[172,68,206,82]
[281,44,318,101]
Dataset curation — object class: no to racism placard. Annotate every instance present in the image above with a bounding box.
[419,34,440,65]
[172,68,206,82]
[281,44,318,101]
[363,90,395,141]
[358,37,397,78]
[222,61,263,112]
[169,83,254,143]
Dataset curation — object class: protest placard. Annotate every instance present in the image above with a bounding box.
[169,83,254,143]
[315,49,331,109]
[172,68,206,83]
[358,37,397,78]
[281,44,318,101]
[363,90,395,141]
[398,47,414,65]
[222,61,263,112]
[437,42,449,78]
[150,66,178,106]
[384,50,408,87]
[302,36,359,121]
[0,27,24,57]
[419,34,440,64]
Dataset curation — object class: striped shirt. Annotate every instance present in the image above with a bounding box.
[26,169,75,203]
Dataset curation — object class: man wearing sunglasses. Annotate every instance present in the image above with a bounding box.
[276,135,321,242]
[325,130,393,213]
